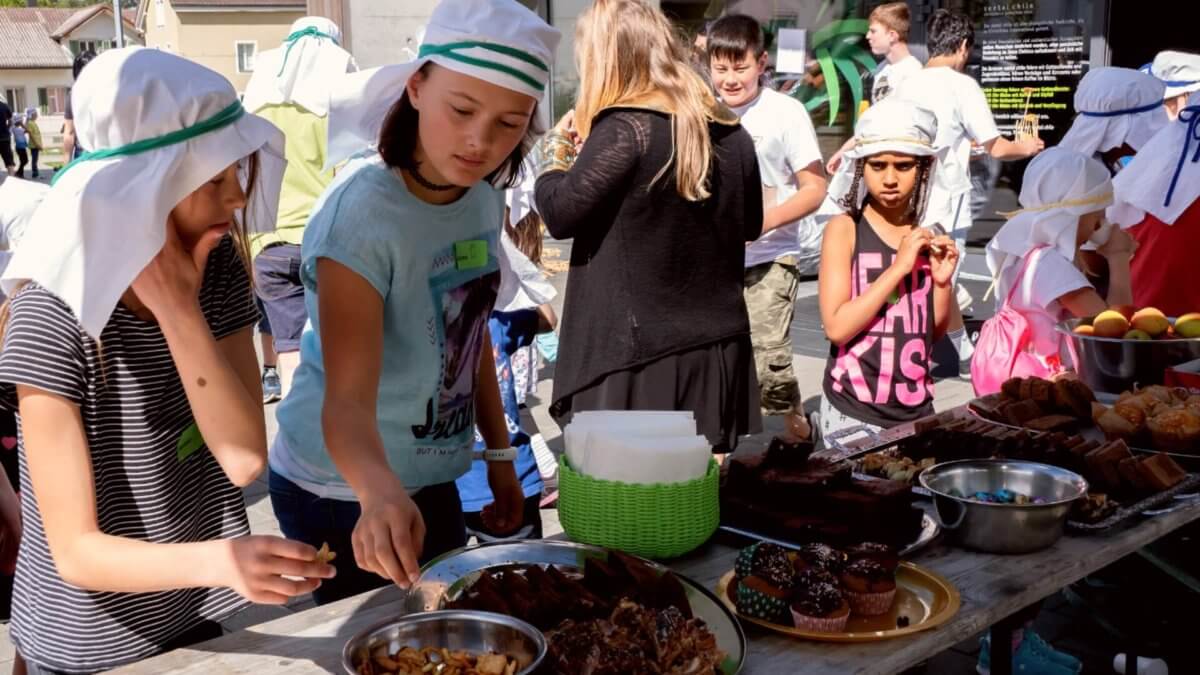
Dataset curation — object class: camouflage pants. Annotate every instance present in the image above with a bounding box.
[744,258,802,416]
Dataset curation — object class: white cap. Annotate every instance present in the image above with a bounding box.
[1,47,286,337]
[1142,50,1200,100]
[242,16,357,117]
[325,0,560,167]
[1059,67,1168,156]
[1109,92,1200,228]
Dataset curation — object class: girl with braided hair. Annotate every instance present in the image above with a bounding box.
[817,99,957,438]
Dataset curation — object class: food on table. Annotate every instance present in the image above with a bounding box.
[980,377,1096,430]
[544,599,724,675]
[1073,324,1096,336]
[1124,329,1152,341]
[1110,305,1136,321]
[734,541,789,580]
[1138,452,1189,491]
[445,550,692,632]
[947,488,1045,505]
[789,568,850,633]
[1071,493,1120,524]
[858,452,936,484]
[722,441,925,549]
[839,559,897,617]
[1176,312,1200,338]
[1130,307,1170,338]
[351,644,518,675]
[843,542,899,574]
[315,542,336,565]
[1091,385,1200,454]
[1092,309,1130,338]
[792,543,849,575]
[1024,414,1080,433]
[1146,408,1200,451]
[735,541,797,623]
[1081,440,1187,493]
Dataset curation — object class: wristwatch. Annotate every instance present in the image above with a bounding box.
[474,447,517,462]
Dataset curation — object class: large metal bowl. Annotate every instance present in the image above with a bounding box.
[1058,317,1200,395]
[919,460,1088,554]
[342,610,546,675]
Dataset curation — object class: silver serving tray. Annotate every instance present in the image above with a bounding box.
[718,512,941,559]
[406,540,746,674]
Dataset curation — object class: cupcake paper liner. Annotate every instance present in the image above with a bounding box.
[790,606,850,634]
[845,587,896,616]
[736,580,789,624]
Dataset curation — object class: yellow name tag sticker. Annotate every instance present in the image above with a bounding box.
[177,422,205,463]
[454,240,488,271]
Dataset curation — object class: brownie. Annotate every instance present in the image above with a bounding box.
[1004,399,1046,426]
[1138,453,1187,491]
[1025,415,1080,433]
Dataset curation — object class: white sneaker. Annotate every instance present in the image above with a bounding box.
[1113,654,1169,675]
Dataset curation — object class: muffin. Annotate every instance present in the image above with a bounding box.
[844,542,899,574]
[1147,408,1200,452]
[790,569,850,633]
[793,543,848,575]
[735,544,797,624]
[734,542,789,581]
[840,559,897,616]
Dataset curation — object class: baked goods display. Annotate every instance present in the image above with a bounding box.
[352,645,518,675]
[970,376,1097,430]
[446,551,692,631]
[1093,385,1200,454]
[730,542,899,633]
[721,441,926,549]
[545,599,724,674]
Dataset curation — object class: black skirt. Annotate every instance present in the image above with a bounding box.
[551,336,762,453]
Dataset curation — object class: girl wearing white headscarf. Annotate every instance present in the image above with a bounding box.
[819,98,958,437]
[1142,50,1200,120]
[0,48,335,673]
[268,0,559,605]
[1109,92,1200,317]
[986,147,1136,371]
[1059,67,1169,174]
[241,17,357,399]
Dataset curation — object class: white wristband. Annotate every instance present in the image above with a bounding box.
[474,447,517,462]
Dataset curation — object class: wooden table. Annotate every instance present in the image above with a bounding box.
[111,498,1200,675]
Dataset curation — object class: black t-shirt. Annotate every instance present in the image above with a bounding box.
[0,101,12,140]
[0,236,260,672]
[822,215,936,428]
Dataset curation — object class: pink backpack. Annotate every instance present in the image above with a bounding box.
[970,247,1070,396]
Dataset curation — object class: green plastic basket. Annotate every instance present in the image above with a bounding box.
[557,455,720,559]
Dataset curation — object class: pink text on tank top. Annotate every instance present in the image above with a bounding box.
[829,251,933,407]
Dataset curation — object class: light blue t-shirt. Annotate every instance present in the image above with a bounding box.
[271,156,503,500]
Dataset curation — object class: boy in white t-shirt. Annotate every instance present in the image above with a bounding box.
[708,14,827,443]
[826,2,922,175]
[894,9,1043,374]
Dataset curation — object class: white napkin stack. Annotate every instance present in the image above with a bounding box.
[564,411,712,484]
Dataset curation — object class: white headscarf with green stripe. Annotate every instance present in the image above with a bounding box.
[1,47,286,337]
[325,0,560,168]
[242,16,356,117]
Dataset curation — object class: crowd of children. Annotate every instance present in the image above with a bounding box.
[0,0,1195,673]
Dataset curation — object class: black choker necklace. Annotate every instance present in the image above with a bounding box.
[404,165,457,192]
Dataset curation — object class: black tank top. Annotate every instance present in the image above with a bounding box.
[822,215,935,428]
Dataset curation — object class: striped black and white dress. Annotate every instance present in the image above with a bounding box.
[0,237,258,673]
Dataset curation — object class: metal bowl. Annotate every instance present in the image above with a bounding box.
[1058,317,1200,395]
[919,459,1088,554]
[341,610,546,675]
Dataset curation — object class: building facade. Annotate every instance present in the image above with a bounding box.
[136,0,306,94]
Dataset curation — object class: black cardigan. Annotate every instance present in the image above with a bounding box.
[535,107,763,408]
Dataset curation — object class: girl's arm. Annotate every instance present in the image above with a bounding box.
[316,258,425,589]
[818,215,932,346]
[17,385,331,603]
[133,230,267,487]
[535,113,640,240]
[929,234,959,341]
[474,334,524,535]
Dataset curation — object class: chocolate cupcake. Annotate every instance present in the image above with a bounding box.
[794,543,848,575]
[840,559,897,616]
[844,542,899,573]
[790,570,850,633]
[734,542,789,581]
[735,543,797,624]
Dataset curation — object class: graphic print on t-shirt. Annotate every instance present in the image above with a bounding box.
[823,222,935,428]
[411,246,500,455]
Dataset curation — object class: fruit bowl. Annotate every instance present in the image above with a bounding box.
[1059,317,1200,395]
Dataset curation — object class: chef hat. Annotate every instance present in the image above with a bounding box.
[1141,50,1200,101]
[1,47,286,338]
[1109,92,1200,229]
[242,16,356,117]
[827,97,947,212]
[1059,67,1169,157]
[987,148,1113,293]
[325,0,560,168]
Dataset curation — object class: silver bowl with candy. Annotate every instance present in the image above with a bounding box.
[919,459,1088,554]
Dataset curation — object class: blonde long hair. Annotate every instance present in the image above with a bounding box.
[573,0,724,202]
